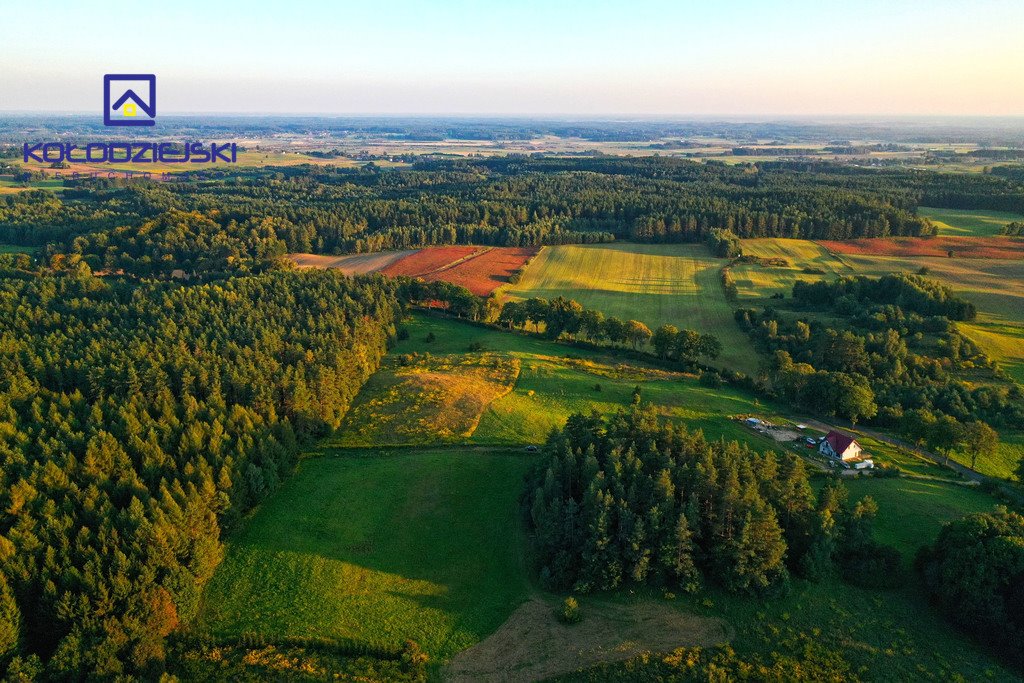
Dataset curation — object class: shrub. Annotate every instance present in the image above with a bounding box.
[424,332,436,343]
[699,371,724,388]
[397,327,410,340]
[559,597,582,624]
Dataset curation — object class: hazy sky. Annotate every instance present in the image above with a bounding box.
[2,0,1023,116]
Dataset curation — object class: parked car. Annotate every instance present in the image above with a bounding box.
[525,445,539,453]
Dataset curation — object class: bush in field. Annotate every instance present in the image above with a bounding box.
[559,597,582,625]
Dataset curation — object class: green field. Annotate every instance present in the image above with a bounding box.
[919,206,1024,236]
[506,243,759,375]
[732,238,853,300]
[390,314,794,453]
[196,448,531,661]
[844,477,1002,561]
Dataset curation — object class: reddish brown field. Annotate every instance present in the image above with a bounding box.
[818,236,1024,260]
[380,246,483,278]
[434,247,539,296]
[381,246,539,296]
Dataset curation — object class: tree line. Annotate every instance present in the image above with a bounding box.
[11,156,1024,272]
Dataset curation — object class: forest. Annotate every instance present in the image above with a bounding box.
[0,264,398,677]
[527,408,898,594]
[4,157,1024,275]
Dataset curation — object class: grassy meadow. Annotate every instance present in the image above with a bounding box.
[389,314,793,453]
[919,206,1024,236]
[335,353,520,447]
[196,448,532,661]
[730,238,853,300]
[506,243,759,375]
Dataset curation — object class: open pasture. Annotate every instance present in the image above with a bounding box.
[196,448,532,661]
[732,238,853,299]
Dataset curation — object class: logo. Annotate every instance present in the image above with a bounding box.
[104,74,156,126]
[23,73,237,172]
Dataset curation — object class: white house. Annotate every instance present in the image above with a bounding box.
[819,431,863,461]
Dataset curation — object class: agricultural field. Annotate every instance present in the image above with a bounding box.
[391,314,792,453]
[818,235,1024,259]
[196,448,532,663]
[919,206,1024,236]
[506,243,759,375]
[0,175,65,193]
[423,246,538,296]
[380,246,538,296]
[381,246,482,278]
[288,250,415,274]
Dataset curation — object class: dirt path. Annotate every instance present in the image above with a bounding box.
[444,596,731,682]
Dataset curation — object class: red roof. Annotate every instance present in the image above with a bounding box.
[825,431,858,455]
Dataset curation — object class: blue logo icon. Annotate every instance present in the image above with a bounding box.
[104,74,156,126]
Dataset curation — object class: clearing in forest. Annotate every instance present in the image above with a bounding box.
[334,352,520,446]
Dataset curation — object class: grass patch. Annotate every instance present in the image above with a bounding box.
[395,314,792,454]
[196,448,532,662]
[334,352,519,447]
[843,477,1000,562]
[732,238,853,300]
[919,206,1024,237]
[506,243,758,375]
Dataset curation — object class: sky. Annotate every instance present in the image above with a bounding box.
[2,0,1023,116]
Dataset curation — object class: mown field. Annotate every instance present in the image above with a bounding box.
[919,206,1024,236]
[507,243,759,375]
[196,448,532,662]
[730,238,853,300]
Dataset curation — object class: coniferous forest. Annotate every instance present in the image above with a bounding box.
[0,266,397,676]
[4,157,1024,275]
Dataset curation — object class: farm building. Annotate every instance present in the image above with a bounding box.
[819,431,863,461]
